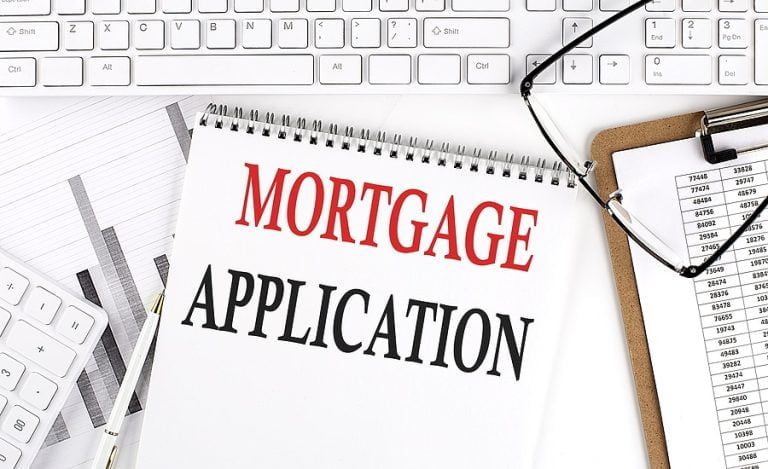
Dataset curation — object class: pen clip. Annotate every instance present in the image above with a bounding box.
[699,98,768,165]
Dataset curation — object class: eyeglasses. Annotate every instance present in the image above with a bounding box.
[519,0,768,279]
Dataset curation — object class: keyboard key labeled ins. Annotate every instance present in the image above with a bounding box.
[7,321,75,377]
[2,406,39,443]
[0,438,20,469]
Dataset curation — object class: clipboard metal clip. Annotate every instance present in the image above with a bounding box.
[699,98,768,165]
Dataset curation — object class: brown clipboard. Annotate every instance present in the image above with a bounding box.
[591,111,704,469]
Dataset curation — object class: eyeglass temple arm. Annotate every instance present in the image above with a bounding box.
[519,0,654,97]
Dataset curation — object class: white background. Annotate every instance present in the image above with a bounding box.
[0,92,751,468]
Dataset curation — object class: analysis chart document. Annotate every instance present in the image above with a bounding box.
[614,125,768,469]
[136,110,579,469]
[0,95,209,469]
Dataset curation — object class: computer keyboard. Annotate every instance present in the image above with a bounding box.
[0,249,107,469]
[0,0,766,95]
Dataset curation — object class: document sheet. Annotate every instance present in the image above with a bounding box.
[137,117,579,468]
[0,95,209,469]
[614,124,768,469]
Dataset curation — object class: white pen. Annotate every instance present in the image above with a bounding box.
[91,292,164,469]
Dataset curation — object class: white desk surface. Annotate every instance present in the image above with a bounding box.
[0,93,748,468]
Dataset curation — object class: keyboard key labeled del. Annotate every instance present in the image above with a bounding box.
[2,406,39,443]
[0,22,58,52]
[467,55,509,84]
[719,55,747,85]
[55,305,94,344]
[424,18,509,48]
[7,321,76,377]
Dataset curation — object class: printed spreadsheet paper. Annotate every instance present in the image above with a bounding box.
[136,120,578,468]
[614,124,768,469]
[0,95,210,469]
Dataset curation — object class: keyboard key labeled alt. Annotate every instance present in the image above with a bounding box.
[55,305,94,344]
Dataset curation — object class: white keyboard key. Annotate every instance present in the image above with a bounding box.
[380,0,408,10]
[0,438,20,468]
[645,0,675,11]
[526,54,556,84]
[719,55,747,85]
[163,0,191,12]
[527,0,555,11]
[758,0,768,11]
[0,269,28,306]
[0,0,50,15]
[90,56,131,85]
[719,19,747,49]
[92,0,120,14]
[307,0,335,11]
[388,18,416,48]
[682,18,712,49]
[683,0,712,10]
[646,18,676,48]
[0,58,35,87]
[600,0,629,10]
[56,0,85,14]
[0,396,6,413]
[41,57,83,86]
[234,0,264,12]
[64,21,93,50]
[424,18,509,48]
[0,308,10,335]
[55,306,94,344]
[315,19,344,48]
[170,20,199,49]
[599,54,630,84]
[719,0,747,11]
[562,54,593,84]
[320,55,362,84]
[467,54,510,84]
[135,20,164,50]
[564,0,593,11]
[271,0,299,11]
[645,54,712,84]
[242,19,271,49]
[0,354,24,391]
[755,20,768,84]
[25,287,60,324]
[100,21,129,50]
[452,0,509,10]
[135,55,314,85]
[369,54,411,84]
[2,406,38,443]
[127,0,156,13]
[418,54,460,84]
[563,18,593,48]
[206,19,235,49]
[278,19,307,49]
[7,321,76,377]
[416,0,444,11]
[198,0,226,12]
[343,0,371,11]
[0,22,58,52]
[20,373,57,410]
[351,18,380,48]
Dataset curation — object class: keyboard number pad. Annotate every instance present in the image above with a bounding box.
[2,407,38,444]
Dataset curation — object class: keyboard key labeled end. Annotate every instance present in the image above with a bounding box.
[645,54,712,84]
[135,55,314,85]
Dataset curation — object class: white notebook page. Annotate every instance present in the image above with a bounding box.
[136,117,578,469]
[614,124,768,469]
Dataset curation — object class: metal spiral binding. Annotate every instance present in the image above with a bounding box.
[199,103,575,188]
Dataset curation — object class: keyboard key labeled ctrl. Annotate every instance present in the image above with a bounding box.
[0,58,35,87]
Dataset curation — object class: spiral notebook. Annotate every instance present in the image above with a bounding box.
[135,105,580,469]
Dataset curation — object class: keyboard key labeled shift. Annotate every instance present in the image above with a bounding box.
[0,22,58,52]
[423,18,509,48]
[7,321,75,377]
